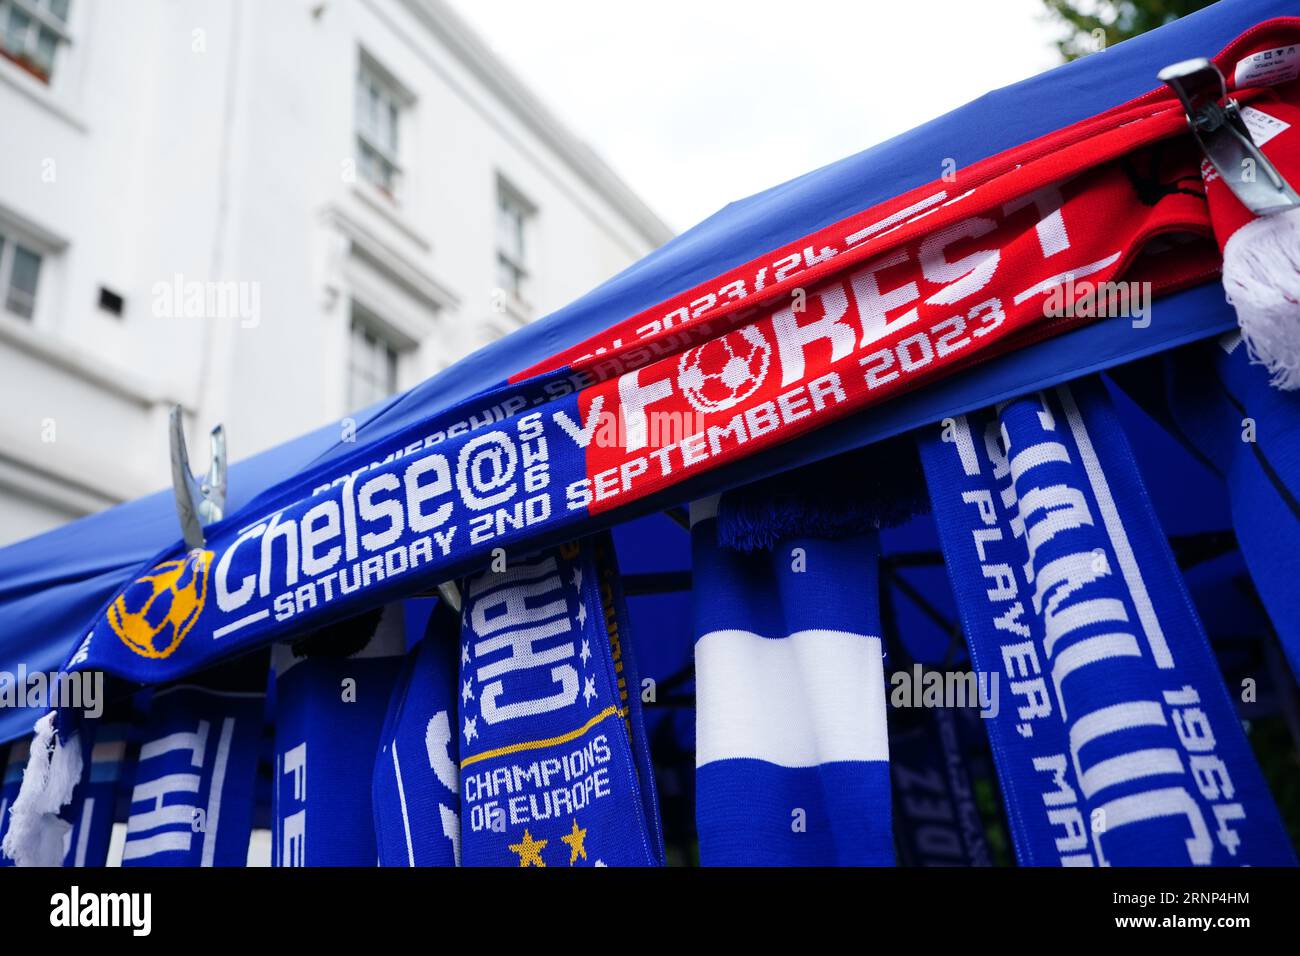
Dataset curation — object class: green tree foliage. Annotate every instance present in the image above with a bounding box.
[1042,0,1217,60]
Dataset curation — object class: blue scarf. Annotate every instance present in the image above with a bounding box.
[458,533,663,866]
[0,737,29,867]
[890,697,994,867]
[120,667,264,866]
[1114,332,1300,679]
[62,721,128,867]
[373,601,461,866]
[691,495,894,866]
[917,377,1295,866]
[272,605,406,866]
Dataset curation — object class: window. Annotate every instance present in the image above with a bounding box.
[496,181,534,302]
[0,0,71,84]
[354,58,405,198]
[347,309,403,412]
[97,285,124,318]
[0,230,42,320]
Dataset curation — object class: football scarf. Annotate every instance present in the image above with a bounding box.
[648,712,698,867]
[62,721,128,867]
[272,605,406,866]
[373,601,461,867]
[0,737,29,866]
[882,560,1001,868]
[120,662,264,866]
[890,689,994,868]
[691,495,893,866]
[458,533,663,867]
[1202,95,1300,390]
[916,377,1295,866]
[1114,331,1300,682]
[18,18,1300,840]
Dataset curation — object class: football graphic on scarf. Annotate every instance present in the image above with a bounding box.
[677,325,771,414]
[107,550,213,659]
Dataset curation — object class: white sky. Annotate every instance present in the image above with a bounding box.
[447,0,1064,233]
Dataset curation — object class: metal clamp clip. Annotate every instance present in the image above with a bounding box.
[169,405,227,549]
[1158,57,1300,216]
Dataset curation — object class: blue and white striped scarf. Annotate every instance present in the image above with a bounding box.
[917,377,1295,866]
[120,672,263,866]
[62,721,127,867]
[690,496,893,866]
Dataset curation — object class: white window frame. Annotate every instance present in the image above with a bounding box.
[0,225,45,323]
[354,53,412,202]
[495,176,535,308]
[346,302,411,413]
[0,0,72,85]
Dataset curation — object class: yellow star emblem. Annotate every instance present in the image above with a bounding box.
[508,829,548,867]
[560,818,588,865]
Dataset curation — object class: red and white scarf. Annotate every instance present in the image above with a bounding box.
[522,19,1300,526]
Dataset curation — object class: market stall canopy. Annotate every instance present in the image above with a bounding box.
[0,0,1283,744]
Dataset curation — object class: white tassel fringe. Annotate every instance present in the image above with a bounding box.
[1222,205,1300,390]
[0,712,81,867]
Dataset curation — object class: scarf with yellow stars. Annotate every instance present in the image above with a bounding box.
[457,533,663,866]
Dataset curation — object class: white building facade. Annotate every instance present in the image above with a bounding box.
[0,0,670,546]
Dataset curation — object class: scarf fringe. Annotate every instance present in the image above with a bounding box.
[1,713,81,867]
[718,494,886,551]
[717,442,927,551]
[1223,206,1300,391]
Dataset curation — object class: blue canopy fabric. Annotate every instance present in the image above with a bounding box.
[0,0,1281,744]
